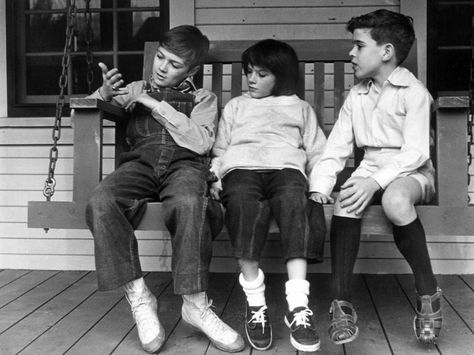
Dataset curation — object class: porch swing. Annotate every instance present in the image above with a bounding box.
[28,6,474,236]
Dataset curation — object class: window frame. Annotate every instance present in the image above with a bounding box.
[6,0,169,117]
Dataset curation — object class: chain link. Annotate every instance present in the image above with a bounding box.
[43,0,77,201]
[85,0,94,94]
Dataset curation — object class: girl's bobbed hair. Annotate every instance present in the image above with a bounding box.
[242,39,299,96]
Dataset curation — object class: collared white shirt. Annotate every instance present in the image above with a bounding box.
[313,66,433,195]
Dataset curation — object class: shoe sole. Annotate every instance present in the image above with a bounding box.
[245,325,272,351]
[181,312,245,353]
[284,316,320,352]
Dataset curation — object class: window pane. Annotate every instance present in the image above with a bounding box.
[75,0,107,9]
[118,11,162,50]
[72,55,112,94]
[27,0,68,10]
[76,12,112,51]
[26,56,62,95]
[118,55,145,82]
[130,0,160,7]
[26,13,67,52]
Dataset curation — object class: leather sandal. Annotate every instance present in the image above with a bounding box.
[413,287,442,344]
[328,299,359,345]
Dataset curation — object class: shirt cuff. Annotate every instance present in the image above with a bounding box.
[309,176,336,196]
[151,101,179,125]
[370,167,399,190]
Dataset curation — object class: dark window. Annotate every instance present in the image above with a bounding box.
[427,1,473,94]
[6,0,169,116]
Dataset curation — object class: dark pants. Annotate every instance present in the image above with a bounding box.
[221,169,325,263]
[85,136,214,295]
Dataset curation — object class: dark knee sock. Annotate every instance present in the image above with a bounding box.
[392,217,437,296]
[330,216,362,301]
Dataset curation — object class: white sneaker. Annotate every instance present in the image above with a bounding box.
[125,288,165,353]
[182,298,245,353]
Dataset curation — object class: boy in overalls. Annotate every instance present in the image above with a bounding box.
[85,25,244,353]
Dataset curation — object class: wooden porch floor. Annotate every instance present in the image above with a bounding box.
[0,271,473,355]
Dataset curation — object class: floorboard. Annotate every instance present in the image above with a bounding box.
[0,272,97,354]
[345,274,392,354]
[0,272,472,355]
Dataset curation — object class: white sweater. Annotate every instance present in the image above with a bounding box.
[211,93,327,191]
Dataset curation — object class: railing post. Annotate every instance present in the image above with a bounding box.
[435,93,470,206]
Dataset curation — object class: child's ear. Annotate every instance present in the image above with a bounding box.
[381,43,395,62]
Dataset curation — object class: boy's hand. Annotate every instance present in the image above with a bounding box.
[126,93,161,112]
[210,182,222,201]
[339,176,381,215]
[309,192,334,204]
[98,62,128,100]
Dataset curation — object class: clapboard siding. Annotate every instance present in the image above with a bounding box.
[195,7,398,25]
[195,1,399,40]
[3,0,474,274]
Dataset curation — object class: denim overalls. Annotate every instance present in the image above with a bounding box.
[86,88,215,295]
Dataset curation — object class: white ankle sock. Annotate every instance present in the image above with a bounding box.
[239,269,266,307]
[285,279,310,311]
[183,291,208,309]
[124,277,148,301]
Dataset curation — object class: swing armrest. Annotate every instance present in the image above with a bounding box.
[433,92,470,206]
[70,97,129,123]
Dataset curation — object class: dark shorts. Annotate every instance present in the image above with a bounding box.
[221,169,326,264]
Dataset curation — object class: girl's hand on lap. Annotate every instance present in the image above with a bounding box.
[339,177,381,215]
[309,192,333,204]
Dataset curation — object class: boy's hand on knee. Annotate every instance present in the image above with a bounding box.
[210,182,222,201]
[339,177,381,215]
[309,192,333,204]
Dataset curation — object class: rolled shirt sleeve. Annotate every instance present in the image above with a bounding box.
[151,88,218,155]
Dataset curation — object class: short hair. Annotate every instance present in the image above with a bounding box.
[346,9,415,65]
[160,25,210,68]
[242,39,299,96]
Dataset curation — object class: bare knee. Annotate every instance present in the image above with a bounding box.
[382,190,416,225]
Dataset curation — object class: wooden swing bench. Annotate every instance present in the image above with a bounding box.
[28,39,474,236]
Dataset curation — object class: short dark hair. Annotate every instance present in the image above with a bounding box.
[160,25,210,68]
[242,39,299,96]
[346,9,415,65]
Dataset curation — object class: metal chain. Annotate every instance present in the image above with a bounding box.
[468,15,474,202]
[43,0,77,201]
[85,0,94,94]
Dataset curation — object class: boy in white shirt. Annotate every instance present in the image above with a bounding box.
[313,9,442,345]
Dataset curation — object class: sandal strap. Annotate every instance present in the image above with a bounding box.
[416,287,442,316]
[329,299,358,324]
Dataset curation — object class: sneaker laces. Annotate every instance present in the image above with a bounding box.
[289,308,313,328]
[200,300,228,335]
[248,305,268,332]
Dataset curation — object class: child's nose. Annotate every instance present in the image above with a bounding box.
[248,73,257,83]
[159,61,168,72]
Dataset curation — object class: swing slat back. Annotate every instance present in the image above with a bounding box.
[28,39,474,237]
